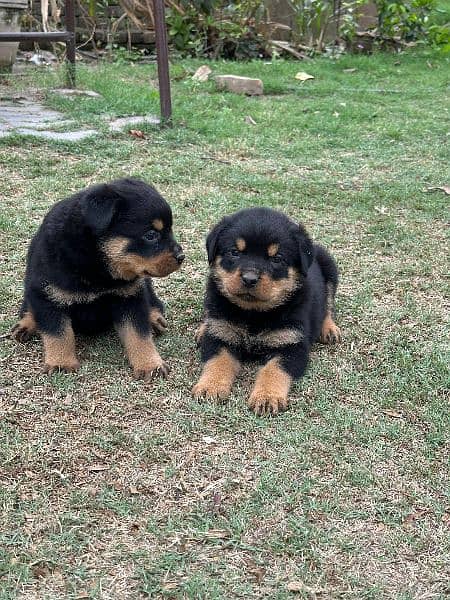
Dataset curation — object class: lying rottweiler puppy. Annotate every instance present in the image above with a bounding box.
[193,207,341,415]
[12,177,184,379]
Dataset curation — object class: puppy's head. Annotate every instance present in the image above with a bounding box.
[81,178,184,280]
[206,208,313,311]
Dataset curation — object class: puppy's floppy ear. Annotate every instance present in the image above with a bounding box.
[206,216,231,264]
[293,224,314,276]
[82,184,119,235]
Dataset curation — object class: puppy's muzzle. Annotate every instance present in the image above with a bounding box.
[241,270,260,288]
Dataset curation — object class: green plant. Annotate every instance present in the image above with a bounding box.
[376,0,435,40]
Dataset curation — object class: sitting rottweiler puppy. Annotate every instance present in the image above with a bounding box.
[11,178,184,379]
[193,208,341,415]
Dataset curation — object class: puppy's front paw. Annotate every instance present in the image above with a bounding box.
[11,312,37,343]
[149,308,168,335]
[133,358,170,381]
[43,359,80,375]
[248,391,288,416]
[192,378,231,400]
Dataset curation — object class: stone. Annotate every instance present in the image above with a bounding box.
[16,128,98,141]
[192,65,212,82]
[53,88,103,98]
[108,115,160,132]
[215,75,263,96]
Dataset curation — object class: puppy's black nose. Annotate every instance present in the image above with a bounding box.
[176,253,185,265]
[241,271,259,288]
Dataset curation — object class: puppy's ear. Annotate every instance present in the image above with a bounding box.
[293,225,314,276]
[82,184,118,235]
[206,217,230,264]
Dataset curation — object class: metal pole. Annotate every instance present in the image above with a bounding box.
[153,0,172,124]
[65,0,76,87]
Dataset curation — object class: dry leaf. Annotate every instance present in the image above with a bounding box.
[87,464,108,472]
[245,115,257,125]
[295,71,314,82]
[382,409,402,418]
[426,186,450,195]
[192,65,212,82]
[129,129,146,139]
[343,68,357,73]
[129,485,139,494]
[374,205,389,215]
[201,435,217,445]
[287,581,305,592]
[203,529,229,539]
[162,581,179,591]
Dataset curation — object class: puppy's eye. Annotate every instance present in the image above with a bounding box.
[271,254,283,263]
[143,230,160,242]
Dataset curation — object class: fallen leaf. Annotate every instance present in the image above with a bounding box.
[201,435,217,445]
[129,129,146,139]
[426,186,450,195]
[203,529,229,539]
[286,581,306,592]
[245,115,257,125]
[129,485,139,494]
[87,464,109,472]
[382,409,402,418]
[162,581,179,591]
[295,71,314,82]
[374,205,389,215]
[343,68,357,73]
[192,65,212,82]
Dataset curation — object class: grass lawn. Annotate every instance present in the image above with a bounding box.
[0,48,449,599]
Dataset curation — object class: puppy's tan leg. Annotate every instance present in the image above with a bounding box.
[149,307,168,335]
[320,282,341,344]
[192,348,240,400]
[11,310,37,343]
[42,320,80,373]
[248,357,292,416]
[118,323,169,380]
[194,322,207,345]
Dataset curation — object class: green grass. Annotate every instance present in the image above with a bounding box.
[0,48,449,599]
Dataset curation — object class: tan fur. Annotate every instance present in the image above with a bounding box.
[248,357,292,415]
[103,237,180,280]
[152,218,164,231]
[149,307,168,334]
[236,237,246,251]
[206,317,302,349]
[267,243,279,257]
[192,348,240,399]
[42,321,79,373]
[194,321,207,344]
[320,282,341,343]
[45,280,143,306]
[118,323,168,379]
[213,262,299,311]
[11,310,37,342]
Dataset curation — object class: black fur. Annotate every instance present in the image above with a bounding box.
[199,207,339,381]
[13,177,184,373]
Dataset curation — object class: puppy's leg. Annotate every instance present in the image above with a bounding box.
[315,246,341,344]
[11,299,37,342]
[248,343,309,416]
[113,291,169,380]
[192,335,240,400]
[144,279,168,335]
[320,282,341,344]
[26,292,80,373]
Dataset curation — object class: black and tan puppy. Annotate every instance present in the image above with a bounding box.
[11,178,184,378]
[192,207,341,415]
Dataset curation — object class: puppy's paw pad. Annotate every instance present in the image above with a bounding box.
[43,360,80,375]
[248,393,288,416]
[320,321,341,344]
[192,380,230,400]
[149,309,168,335]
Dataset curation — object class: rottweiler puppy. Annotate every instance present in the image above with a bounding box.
[11,178,184,379]
[192,207,341,415]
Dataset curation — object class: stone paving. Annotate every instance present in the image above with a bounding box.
[0,96,159,141]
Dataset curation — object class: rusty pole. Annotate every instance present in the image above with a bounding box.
[153,0,172,123]
[65,0,76,87]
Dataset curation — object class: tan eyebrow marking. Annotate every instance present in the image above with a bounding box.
[152,219,164,231]
[236,238,246,251]
[267,243,279,257]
